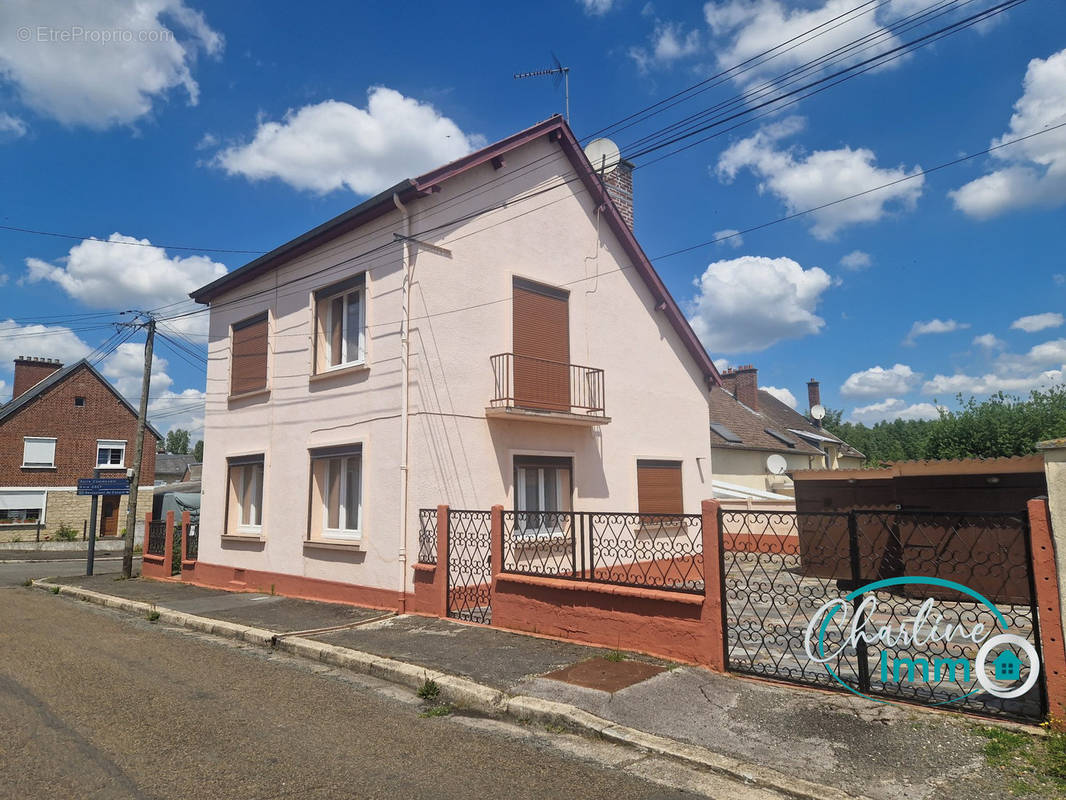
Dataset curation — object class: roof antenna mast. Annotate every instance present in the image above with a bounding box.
[514,52,570,124]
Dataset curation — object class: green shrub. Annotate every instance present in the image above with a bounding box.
[54,524,79,542]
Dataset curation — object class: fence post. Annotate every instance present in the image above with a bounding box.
[163,510,175,577]
[436,504,449,619]
[701,499,727,672]
[180,511,191,566]
[490,505,503,579]
[847,511,872,694]
[1027,498,1066,726]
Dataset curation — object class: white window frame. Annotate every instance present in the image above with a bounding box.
[0,490,47,525]
[322,454,362,541]
[515,465,569,540]
[96,439,127,469]
[325,286,366,370]
[22,437,57,469]
[235,463,263,533]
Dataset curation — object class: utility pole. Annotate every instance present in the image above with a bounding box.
[123,317,155,579]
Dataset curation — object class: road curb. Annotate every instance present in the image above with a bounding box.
[33,579,864,800]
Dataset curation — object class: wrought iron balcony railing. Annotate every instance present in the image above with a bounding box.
[490,352,605,416]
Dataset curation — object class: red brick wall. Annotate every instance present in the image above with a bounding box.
[0,366,157,486]
[12,358,63,399]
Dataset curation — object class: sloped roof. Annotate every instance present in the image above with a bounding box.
[0,359,162,440]
[709,386,863,459]
[156,453,197,476]
[189,115,721,387]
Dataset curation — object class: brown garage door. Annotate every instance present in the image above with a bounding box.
[637,460,683,515]
[512,278,570,412]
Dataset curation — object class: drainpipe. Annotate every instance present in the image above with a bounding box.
[393,192,412,614]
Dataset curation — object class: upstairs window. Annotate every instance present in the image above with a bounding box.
[230,313,269,396]
[227,455,264,534]
[22,437,56,468]
[96,440,126,469]
[314,276,365,373]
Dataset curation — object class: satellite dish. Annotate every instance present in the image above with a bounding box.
[810,404,826,421]
[584,138,620,176]
[766,454,788,475]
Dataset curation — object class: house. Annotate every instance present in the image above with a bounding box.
[188,116,721,607]
[994,650,1022,682]
[709,365,863,501]
[0,356,159,542]
[155,453,198,486]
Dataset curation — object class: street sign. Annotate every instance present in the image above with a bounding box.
[77,478,130,496]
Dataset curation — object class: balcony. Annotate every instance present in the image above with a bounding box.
[487,353,610,426]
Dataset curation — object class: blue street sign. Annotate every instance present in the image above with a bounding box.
[77,478,130,496]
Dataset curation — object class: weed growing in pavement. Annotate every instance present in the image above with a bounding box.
[604,650,626,663]
[50,586,60,594]
[975,721,1066,795]
[417,678,441,701]
[419,704,452,718]
[21,579,32,587]
[147,606,160,622]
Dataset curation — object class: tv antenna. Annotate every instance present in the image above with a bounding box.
[514,53,570,123]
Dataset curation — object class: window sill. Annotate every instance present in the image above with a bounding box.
[227,388,270,405]
[21,465,56,470]
[221,532,265,543]
[304,539,363,553]
[309,363,369,385]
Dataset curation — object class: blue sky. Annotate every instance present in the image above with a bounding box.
[1,0,1064,436]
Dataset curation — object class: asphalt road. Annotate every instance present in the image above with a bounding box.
[0,556,133,587]
[0,588,740,800]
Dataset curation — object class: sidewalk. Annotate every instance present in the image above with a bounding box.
[46,575,1042,800]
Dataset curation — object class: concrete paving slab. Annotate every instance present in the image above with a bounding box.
[315,615,608,690]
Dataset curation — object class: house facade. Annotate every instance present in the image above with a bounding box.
[0,357,158,542]
[710,365,864,501]
[189,117,721,608]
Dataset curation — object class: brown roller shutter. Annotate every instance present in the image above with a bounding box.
[512,278,570,412]
[230,313,269,395]
[637,460,683,515]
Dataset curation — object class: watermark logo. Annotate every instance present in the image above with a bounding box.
[804,577,1040,707]
[16,26,174,44]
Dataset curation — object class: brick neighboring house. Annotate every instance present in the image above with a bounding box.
[0,357,160,542]
[710,365,864,500]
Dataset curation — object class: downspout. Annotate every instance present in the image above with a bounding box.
[393,192,412,614]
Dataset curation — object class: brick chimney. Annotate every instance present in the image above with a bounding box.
[721,365,758,411]
[13,356,64,400]
[603,159,635,230]
[807,379,822,428]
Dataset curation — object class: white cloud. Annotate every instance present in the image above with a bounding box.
[0,379,7,403]
[0,112,27,139]
[839,250,872,271]
[713,357,731,372]
[1011,312,1064,333]
[848,398,942,424]
[214,89,486,196]
[922,368,1065,397]
[714,229,743,248]
[1054,274,1065,286]
[99,342,173,399]
[903,318,969,346]
[973,333,1005,349]
[630,21,701,71]
[950,48,1066,218]
[0,0,222,129]
[24,233,227,337]
[0,319,92,367]
[840,363,919,399]
[717,117,924,239]
[148,388,206,438]
[762,385,797,408]
[579,0,614,15]
[688,255,832,353]
[703,0,907,87]
[196,131,218,150]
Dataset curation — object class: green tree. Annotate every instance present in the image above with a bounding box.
[193,439,204,462]
[165,428,191,455]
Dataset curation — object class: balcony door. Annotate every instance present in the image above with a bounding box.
[512,277,570,412]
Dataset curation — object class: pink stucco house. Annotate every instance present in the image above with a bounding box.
[188,116,722,609]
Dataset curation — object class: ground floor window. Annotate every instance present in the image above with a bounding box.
[0,491,45,525]
[514,456,572,537]
[227,456,264,534]
[309,445,362,542]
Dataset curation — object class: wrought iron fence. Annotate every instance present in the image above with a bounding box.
[146,520,166,556]
[501,511,703,594]
[489,352,605,416]
[185,523,198,561]
[418,508,438,565]
[720,508,1045,722]
[447,510,492,624]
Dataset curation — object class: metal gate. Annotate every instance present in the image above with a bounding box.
[720,509,1046,722]
[446,509,492,624]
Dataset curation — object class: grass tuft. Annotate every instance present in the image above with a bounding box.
[417,678,441,701]
[419,704,452,718]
